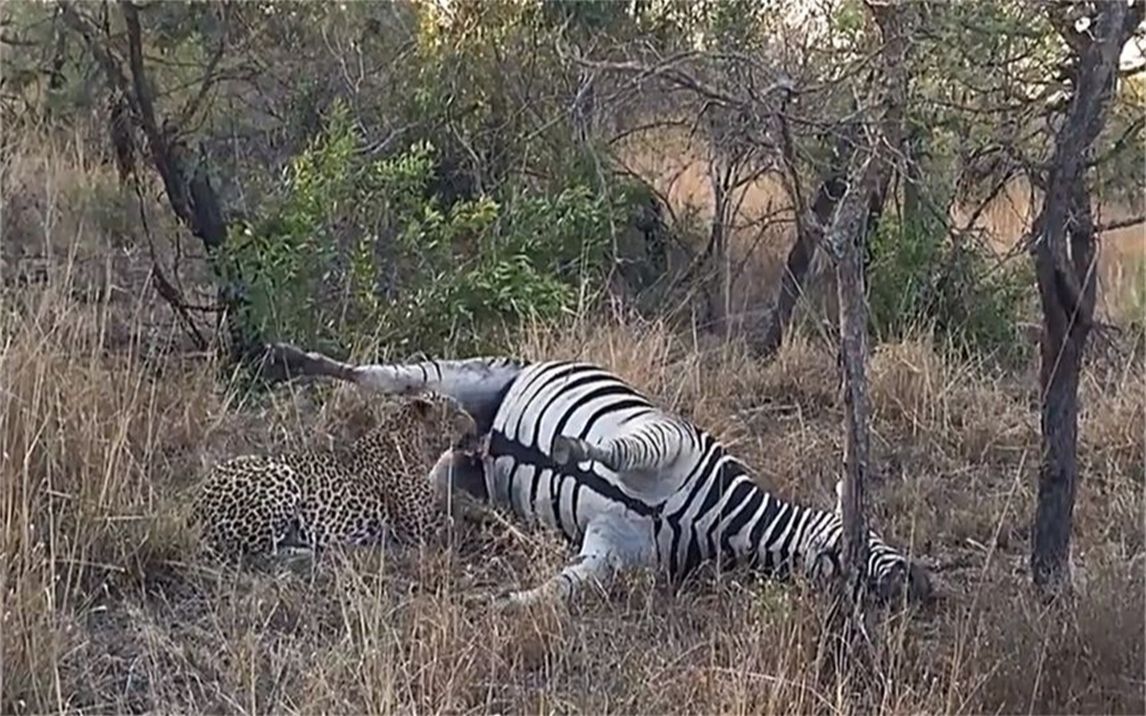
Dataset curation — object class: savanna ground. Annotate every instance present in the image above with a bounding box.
[3,126,1145,716]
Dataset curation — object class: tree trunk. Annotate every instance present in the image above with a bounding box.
[826,155,883,601]
[755,138,850,357]
[1031,185,1095,593]
[1029,0,1140,594]
[60,1,260,362]
[817,7,914,655]
[704,156,735,336]
[813,151,888,683]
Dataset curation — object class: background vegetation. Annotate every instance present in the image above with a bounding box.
[2,0,1143,713]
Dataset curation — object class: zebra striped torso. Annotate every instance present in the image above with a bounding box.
[483,360,889,585]
[486,360,665,545]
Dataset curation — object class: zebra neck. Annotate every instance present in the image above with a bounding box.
[741,490,838,576]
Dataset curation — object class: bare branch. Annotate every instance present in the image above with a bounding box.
[118,1,158,136]
[0,33,40,47]
[567,49,796,112]
[957,169,1017,235]
[131,166,209,351]
[1096,214,1146,233]
[57,2,135,109]
[176,4,228,128]
[605,118,694,147]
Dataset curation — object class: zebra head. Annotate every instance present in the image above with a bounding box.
[803,537,932,606]
[875,556,933,605]
[830,479,933,605]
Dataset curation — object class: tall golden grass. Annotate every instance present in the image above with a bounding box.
[2,128,1143,715]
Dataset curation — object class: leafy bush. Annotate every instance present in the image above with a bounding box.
[866,211,1033,365]
[224,102,622,356]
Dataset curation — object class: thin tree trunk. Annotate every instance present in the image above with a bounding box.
[826,155,882,602]
[1029,0,1140,594]
[756,2,909,361]
[812,151,888,684]
[818,7,914,661]
[706,157,734,336]
[755,140,850,356]
[1031,185,1095,593]
[60,1,260,362]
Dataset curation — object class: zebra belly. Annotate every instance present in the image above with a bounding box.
[485,442,584,541]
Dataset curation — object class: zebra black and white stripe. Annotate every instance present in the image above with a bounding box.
[267,344,930,608]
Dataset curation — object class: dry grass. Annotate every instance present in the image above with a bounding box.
[3,130,1144,716]
[3,274,1143,714]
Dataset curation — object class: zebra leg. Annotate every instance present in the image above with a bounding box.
[264,342,359,383]
[549,415,688,474]
[494,513,652,610]
[265,342,435,394]
[262,343,522,432]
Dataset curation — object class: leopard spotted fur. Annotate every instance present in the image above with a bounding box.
[191,393,481,561]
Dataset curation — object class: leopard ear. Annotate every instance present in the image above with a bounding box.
[404,395,436,421]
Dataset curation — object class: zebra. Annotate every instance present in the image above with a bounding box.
[264,343,931,609]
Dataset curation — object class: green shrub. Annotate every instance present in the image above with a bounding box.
[223,102,622,357]
[866,211,1033,365]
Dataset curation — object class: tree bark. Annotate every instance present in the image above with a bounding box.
[706,158,732,336]
[1031,185,1094,594]
[818,6,915,649]
[754,130,851,357]
[1029,0,1141,594]
[825,155,883,602]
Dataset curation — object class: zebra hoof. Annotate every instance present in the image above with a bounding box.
[905,561,933,603]
[494,588,554,613]
[461,589,498,610]
[491,591,522,612]
[261,342,309,381]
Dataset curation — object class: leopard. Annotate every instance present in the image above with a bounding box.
[190,392,489,562]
